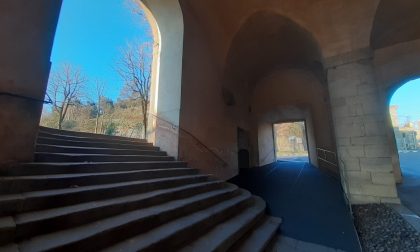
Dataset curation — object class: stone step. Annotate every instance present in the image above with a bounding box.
[36,136,152,149]
[18,187,244,252]
[0,168,198,194]
[39,126,146,143]
[0,217,15,246]
[179,196,266,252]
[38,131,147,145]
[14,181,230,241]
[34,152,173,163]
[0,175,209,215]
[36,144,160,154]
[231,216,282,252]
[0,161,188,176]
[103,190,253,252]
[0,243,18,252]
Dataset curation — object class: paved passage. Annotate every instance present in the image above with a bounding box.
[398,151,420,216]
[230,161,361,252]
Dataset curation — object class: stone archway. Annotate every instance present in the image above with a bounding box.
[371,0,420,184]
[222,11,336,172]
[140,0,184,158]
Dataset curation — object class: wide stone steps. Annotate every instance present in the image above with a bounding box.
[34,152,173,163]
[19,186,243,252]
[35,144,160,154]
[14,181,227,241]
[0,168,198,193]
[38,126,147,143]
[0,175,210,214]
[37,132,148,145]
[231,216,282,252]
[36,137,153,149]
[179,196,266,252]
[103,190,253,252]
[0,128,282,251]
[0,161,188,176]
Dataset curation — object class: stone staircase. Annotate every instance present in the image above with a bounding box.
[0,127,281,251]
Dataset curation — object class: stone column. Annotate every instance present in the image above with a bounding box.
[326,48,400,204]
[0,0,62,166]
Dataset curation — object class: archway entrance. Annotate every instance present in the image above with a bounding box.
[274,121,309,163]
[40,0,154,138]
[39,0,184,158]
[389,78,420,215]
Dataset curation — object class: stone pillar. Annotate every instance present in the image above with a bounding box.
[326,48,400,204]
[0,0,62,166]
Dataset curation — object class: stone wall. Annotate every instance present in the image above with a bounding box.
[327,48,400,204]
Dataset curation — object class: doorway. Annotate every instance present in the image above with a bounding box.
[237,127,250,169]
[273,121,309,163]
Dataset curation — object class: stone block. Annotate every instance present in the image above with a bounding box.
[329,84,359,99]
[346,171,372,183]
[364,144,391,158]
[360,157,393,172]
[335,122,365,138]
[349,194,381,204]
[350,136,388,145]
[339,145,365,158]
[371,172,396,185]
[331,97,347,107]
[348,182,398,198]
[357,83,377,95]
[380,197,401,204]
[336,137,350,146]
[339,157,361,171]
[364,121,387,136]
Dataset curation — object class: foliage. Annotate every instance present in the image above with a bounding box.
[41,97,146,139]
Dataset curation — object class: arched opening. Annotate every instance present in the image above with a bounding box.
[40,0,154,137]
[388,78,420,215]
[222,11,335,172]
[226,11,358,249]
[370,0,420,203]
[39,0,184,157]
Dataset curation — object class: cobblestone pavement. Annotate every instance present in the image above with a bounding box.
[353,204,420,252]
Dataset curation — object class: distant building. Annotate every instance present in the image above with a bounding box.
[390,106,418,151]
[394,127,418,151]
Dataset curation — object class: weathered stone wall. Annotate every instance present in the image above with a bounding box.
[327,49,400,204]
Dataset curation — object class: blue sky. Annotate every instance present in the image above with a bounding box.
[390,78,420,126]
[50,0,152,101]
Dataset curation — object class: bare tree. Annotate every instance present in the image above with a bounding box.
[117,42,152,138]
[48,64,87,130]
[94,80,105,134]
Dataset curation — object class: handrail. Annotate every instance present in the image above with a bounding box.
[316,147,338,167]
[149,113,228,168]
[317,147,352,212]
[0,91,52,104]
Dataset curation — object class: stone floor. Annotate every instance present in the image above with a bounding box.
[270,236,345,252]
[229,161,361,252]
[397,151,420,217]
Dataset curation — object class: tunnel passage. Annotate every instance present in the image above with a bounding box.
[222,11,337,172]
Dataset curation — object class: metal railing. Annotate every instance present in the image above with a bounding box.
[317,148,352,211]
[148,113,228,168]
[0,91,52,104]
[316,147,338,167]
